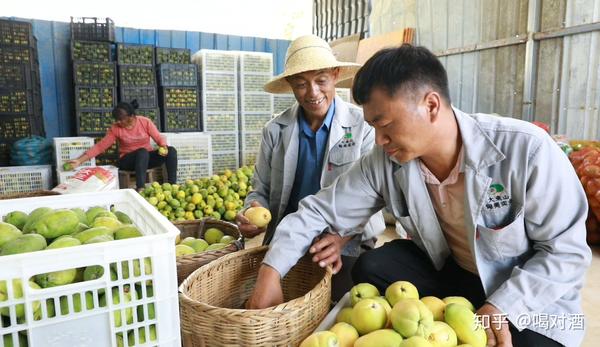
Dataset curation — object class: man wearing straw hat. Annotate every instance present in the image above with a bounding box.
[247,44,591,346]
[236,34,385,301]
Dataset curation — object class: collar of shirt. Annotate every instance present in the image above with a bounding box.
[418,146,465,185]
[298,99,336,137]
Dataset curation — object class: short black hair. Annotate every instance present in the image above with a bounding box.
[112,99,139,119]
[352,44,451,105]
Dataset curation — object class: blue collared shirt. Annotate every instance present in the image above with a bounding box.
[284,100,336,215]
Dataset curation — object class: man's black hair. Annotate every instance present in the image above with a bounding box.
[352,44,451,105]
[112,99,139,119]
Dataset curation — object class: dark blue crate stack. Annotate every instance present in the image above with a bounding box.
[70,17,118,166]
[156,48,201,132]
[0,19,45,166]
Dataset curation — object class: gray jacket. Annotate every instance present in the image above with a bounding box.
[264,107,592,346]
[244,96,385,249]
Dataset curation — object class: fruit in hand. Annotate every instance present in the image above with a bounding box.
[63,163,73,171]
[158,146,168,156]
[244,206,272,228]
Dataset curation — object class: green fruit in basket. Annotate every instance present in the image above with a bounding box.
[299,331,340,347]
[63,163,73,171]
[175,244,195,257]
[351,299,388,335]
[59,292,95,315]
[350,283,380,306]
[444,303,486,347]
[399,336,431,347]
[23,207,52,233]
[74,227,112,244]
[0,280,41,319]
[219,235,236,245]
[101,286,135,327]
[30,209,80,239]
[354,329,403,347]
[3,211,28,230]
[116,333,125,347]
[128,325,157,345]
[223,210,237,221]
[329,322,359,347]
[86,206,108,225]
[94,211,118,220]
[46,236,81,249]
[35,267,78,288]
[1,234,47,256]
[0,222,22,248]
[390,299,433,339]
[114,211,133,224]
[181,237,208,253]
[83,265,105,281]
[71,208,87,224]
[3,332,29,347]
[84,234,114,244]
[92,217,122,231]
[74,222,90,233]
[114,226,143,240]
[204,228,224,245]
[335,307,354,324]
[205,243,227,251]
[111,258,152,280]
[427,321,457,347]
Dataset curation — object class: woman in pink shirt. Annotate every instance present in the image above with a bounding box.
[68,100,177,189]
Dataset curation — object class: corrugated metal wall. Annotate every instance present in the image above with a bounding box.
[369,0,600,139]
[7,17,290,139]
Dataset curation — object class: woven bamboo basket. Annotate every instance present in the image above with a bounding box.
[174,218,244,284]
[179,246,332,347]
[0,190,60,200]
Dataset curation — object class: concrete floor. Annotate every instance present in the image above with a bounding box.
[246,227,600,345]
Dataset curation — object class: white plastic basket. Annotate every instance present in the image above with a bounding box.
[273,94,296,114]
[212,151,239,174]
[314,292,350,332]
[241,93,273,113]
[0,190,181,347]
[239,52,273,74]
[176,160,212,184]
[57,165,120,190]
[0,165,52,196]
[240,113,272,132]
[53,137,96,172]
[336,88,351,103]
[202,112,239,132]
[240,74,271,92]
[240,131,262,153]
[162,133,211,162]
[240,151,258,167]
[192,50,238,73]
[209,131,239,153]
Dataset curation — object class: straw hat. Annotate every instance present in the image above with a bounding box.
[263,34,361,94]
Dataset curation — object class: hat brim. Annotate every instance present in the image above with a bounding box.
[263,62,361,94]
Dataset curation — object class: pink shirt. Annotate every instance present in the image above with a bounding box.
[418,148,478,274]
[85,116,166,159]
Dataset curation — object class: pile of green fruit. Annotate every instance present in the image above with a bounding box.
[301,281,486,347]
[165,109,199,130]
[175,227,235,256]
[163,87,198,108]
[71,41,110,62]
[139,166,254,222]
[74,62,115,85]
[117,44,154,65]
[76,87,114,108]
[118,65,156,86]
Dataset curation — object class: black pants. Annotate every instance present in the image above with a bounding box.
[351,239,563,347]
[118,147,177,189]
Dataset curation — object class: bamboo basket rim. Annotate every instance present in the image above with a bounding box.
[0,190,60,200]
[179,245,333,314]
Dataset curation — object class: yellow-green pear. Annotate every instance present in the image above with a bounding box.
[400,336,433,347]
[35,267,78,288]
[2,211,28,230]
[299,331,340,347]
[206,242,227,251]
[329,322,358,347]
[427,321,457,347]
[92,216,122,231]
[444,303,486,347]
[442,297,475,312]
[244,206,272,228]
[181,237,209,253]
[385,281,419,306]
[421,296,446,321]
[203,227,224,244]
[335,307,353,324]
[114,225,143,240]
[373,296,393,327]
[354,329,403,347]
[0,280,41,319]
[176,244,195,256]
[351,298,388,335]
[74,226,112,243]
[46,236,81,249]
[390,298,433,338]
[0,222,22,248]
[350,283,380,306]
[0,233,47,255]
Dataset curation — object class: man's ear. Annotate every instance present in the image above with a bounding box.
[331,67,340,82]
[424,91,442,124]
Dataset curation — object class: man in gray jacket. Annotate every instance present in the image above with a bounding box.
[236,35,385,301]
[246,45,591,346]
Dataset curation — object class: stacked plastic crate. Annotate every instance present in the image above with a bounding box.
[163,132,212,183]
[193,50,240,174]
[156,48,201,132]
[0,19,45,166]
[273,93,297,115]
[238,52,274,167]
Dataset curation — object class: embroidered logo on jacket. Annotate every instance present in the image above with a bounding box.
[485,183,511,211]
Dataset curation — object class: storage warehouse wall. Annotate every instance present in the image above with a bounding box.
[369,0,600,140]
[0,17,290,141]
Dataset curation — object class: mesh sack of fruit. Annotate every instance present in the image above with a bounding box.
[569,146,600,244]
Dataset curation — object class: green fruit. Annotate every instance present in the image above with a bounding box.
[205,243,227,251]
[63,162,73,171]
[84,234,114,244]
[335,307,354,324]
[219,235,236,244]
[0,280,41,319]
[114,226,143,240]
[100,287,134,327]
[354,329,403,347]
[30,209,79,239]
[23,207,52,233]
[73,227,112,243]
[427,321,457,347]
[444,304,487,347]
[442,296,475,312]
[175,244,195,256]
[111,258,152,279]
[181,237,209,253]
[114,211,133,224]
[46,236,81,249]
[204,228,224,244]
[390,298,433,338]
[2,332,29,347]
[83,265,105,281]
[35,268,78,288]
[400,336,432,347]
[71,208,87,224]
[0,234,47,255]
[299,331,339,347]
[351,298,388,335]
[59,292,94,314]
[94,211,118,220]
[136,301,155,322]
[85,207,108,225]
[92,216,122,231]
[75,222,90,233]
[0,222,22,248]
[2,211,28,229]
[128,325,157,345]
